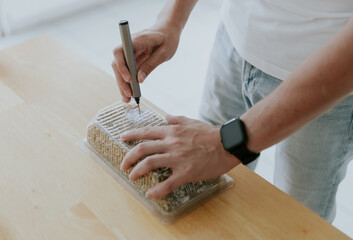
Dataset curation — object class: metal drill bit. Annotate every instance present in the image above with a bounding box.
[134,97,141,115]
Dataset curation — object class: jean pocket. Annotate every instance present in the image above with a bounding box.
[243,66,261,95]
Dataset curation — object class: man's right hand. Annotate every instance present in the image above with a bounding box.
[112,25,181,103]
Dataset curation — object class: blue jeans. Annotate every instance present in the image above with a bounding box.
[199,22,353,222]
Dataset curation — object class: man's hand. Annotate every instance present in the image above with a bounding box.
[120,115,241,198]
[112,26,180,103]
[112,0,198,103]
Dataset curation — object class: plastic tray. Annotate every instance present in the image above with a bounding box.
[82,101,234,224]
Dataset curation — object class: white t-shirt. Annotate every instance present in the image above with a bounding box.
[221,0,353,80]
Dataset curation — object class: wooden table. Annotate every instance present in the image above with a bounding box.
[0,35,350,240]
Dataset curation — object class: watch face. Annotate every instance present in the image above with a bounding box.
[220,118,246,151]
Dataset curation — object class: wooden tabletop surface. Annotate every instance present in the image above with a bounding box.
[0,35,350,240]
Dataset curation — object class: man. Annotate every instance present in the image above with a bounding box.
[112,0,353,222]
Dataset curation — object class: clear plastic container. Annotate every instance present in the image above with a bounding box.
[83,101,234,224]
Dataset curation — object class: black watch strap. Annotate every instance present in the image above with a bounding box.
[230,145,260,165]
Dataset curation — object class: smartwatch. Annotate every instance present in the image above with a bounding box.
[220,117,260,165]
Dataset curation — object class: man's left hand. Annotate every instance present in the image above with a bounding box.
[120,115,241,198]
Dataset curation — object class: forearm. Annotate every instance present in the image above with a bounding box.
[241,16,353,153]
[154,0,198,33]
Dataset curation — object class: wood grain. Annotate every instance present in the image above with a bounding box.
[0,80,24,112]
[0,35,350,240]
[62,202,119,240]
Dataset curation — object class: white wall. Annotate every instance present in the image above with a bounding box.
[0,0,113,36]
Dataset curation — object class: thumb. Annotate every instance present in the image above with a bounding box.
[137,48,167,83]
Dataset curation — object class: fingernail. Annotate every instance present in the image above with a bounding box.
[145,190,151,198]
[122,74,130,82]
[138,72,146,83]
[121,132,128,139]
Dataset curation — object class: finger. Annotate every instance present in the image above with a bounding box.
[135,53,149,69]
[146,174,183,199]
[165,115,191,125]
[129,154,170,181]
[113,47,131,82]
[121,141,166,171]
[137,47,168,83]
[121,126,166,142]
[112,60,132,102]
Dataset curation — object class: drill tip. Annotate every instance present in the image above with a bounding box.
[134,97,141,115]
